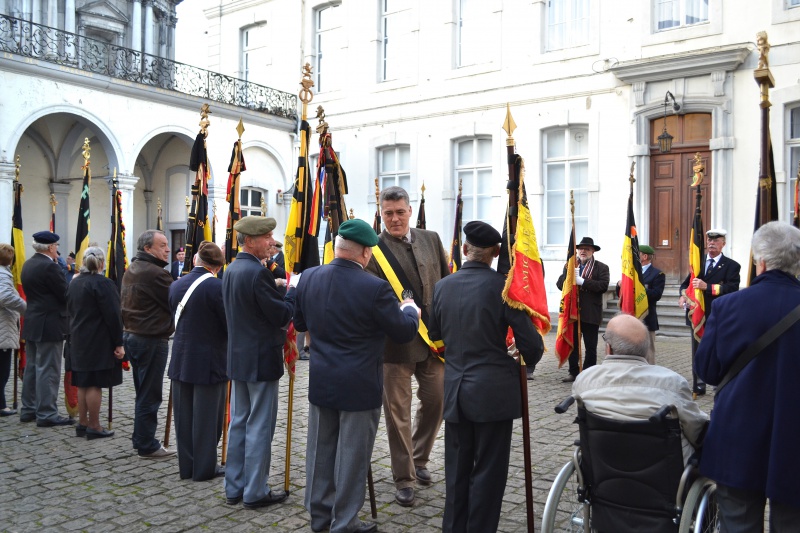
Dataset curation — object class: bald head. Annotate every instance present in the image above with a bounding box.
[604,314,651,360]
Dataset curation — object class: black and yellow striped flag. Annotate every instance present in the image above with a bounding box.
[74,153,91,270]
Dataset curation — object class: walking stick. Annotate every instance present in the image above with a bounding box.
[367,465,377,519]
[221,381,231,465]
[163,382,173,447]
[108,387,113,430]
[519,359,535,533]
[13,349,18,410]
[284,372,294,493]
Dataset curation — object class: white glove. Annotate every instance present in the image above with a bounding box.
[400,300,420,316]
[574,267,581,279]
[575,275,585,286]
[288,272,302,288]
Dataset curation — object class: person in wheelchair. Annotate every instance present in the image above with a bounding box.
[573,314,708,465]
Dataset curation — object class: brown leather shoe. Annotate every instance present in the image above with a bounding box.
[395,487,414,507]
[415,466,432,485]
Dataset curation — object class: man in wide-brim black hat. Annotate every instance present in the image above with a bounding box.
[556,236,610,382]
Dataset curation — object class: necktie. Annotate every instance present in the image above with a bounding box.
[706,258,714,274]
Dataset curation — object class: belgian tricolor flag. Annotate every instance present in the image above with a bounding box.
[555,223,578,366]
[448,184,462,274]
[105,180,128,291]
[685,201,706,341]
[225,140,245,266]
[618,188,649,320]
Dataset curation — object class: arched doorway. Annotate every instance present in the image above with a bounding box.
[649,113,712,281]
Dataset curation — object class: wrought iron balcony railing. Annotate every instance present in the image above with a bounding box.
[0,13,297,120]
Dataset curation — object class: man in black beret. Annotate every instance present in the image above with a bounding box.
[295,218,420,533]
[556,236,610,382]
[429,220,543,533]
[19,231,73,426]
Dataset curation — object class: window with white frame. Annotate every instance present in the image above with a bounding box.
[654,0,709,31]
[546,0,590,51]
[380,0,412,82]
[240,187,266,217]
[315,3,343,92]
[241,24,266,82]
[791,0,800,7]
[379,146,411,192]
[544,127,589,245]
[455,138,492,224]
[790,107,800,223]
[457,0,494,67]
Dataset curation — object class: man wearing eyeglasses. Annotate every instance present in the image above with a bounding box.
[19,231,73,426]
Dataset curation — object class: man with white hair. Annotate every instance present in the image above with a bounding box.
[19,231,72,426]
[295,219,420,533]
[696,221,800,531]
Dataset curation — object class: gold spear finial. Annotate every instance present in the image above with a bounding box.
[200,104,212,137]
[185,195,190,216]
[236,118,245,139]
[420,181,426,195]
[15,155,21,182]
[349,208,355,220]
[503,103,517,146]
[691,153,705,187]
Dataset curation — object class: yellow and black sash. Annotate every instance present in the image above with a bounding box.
[372,240,445,359]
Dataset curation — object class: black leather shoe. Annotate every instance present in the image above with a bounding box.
[561,375,576,383]
[19,414,35,423]
[355,521,377,533]
[415,466,432,485]
[395,487,414,507]
[75,424,87,437]
[243,489,289,509]
[225,495,242,505]
[693,385,707,396]
[86,428,114,440]
[37,416,75,427]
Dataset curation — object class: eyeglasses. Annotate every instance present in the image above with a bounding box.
[602,333,608,343]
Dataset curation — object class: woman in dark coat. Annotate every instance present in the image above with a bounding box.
[67,246,124,439]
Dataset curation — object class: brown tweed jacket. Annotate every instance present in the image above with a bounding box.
[366,228,450,364]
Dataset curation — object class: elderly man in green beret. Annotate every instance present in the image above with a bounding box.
[638,245,665,363]
[222,215,296,509]
[294,219,421,533]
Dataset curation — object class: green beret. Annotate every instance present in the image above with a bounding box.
[234,216,276,236]
[338,219,379,247]
[639,245,654,255]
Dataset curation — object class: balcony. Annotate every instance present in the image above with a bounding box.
[0,13,297,120]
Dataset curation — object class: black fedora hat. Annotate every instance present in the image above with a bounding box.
[576,237,600,251]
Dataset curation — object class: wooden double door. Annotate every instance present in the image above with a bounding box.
[648,113,712,281]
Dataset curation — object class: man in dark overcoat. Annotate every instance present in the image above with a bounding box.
[556,237,610,382]
[19,231,72,426]
[295,219,420,533]
[679,228,740,394]
[695,222,800,530]
[222,216,294,509]
[639,244,665,363]
[429,221,543,533]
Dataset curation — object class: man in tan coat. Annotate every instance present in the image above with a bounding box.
[365,186,450,507]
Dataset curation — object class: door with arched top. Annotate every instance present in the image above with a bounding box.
[649,113,712,281]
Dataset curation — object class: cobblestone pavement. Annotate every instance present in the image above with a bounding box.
[1,332,715,532]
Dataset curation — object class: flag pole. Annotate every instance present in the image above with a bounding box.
[502,104,535,533]
[12,155,22,411]
[689,154,705,400]
[572,192,582,373]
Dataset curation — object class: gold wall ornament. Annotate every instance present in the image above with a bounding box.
[691,153,705,187]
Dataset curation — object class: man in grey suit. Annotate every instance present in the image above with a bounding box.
[222,216,295,509]
[365,186,450,507]
[19,231,73,427]
[429,221,543,532]
[295,219,421,533]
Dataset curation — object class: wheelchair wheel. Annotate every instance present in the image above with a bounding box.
[541,460,591,533]
[678,477,719,533]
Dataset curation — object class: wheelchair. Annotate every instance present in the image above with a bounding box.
[541,396,718,533]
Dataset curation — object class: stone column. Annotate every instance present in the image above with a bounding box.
[167,14,177,61]
[46,0,56,28]
[49,181,72,242]
[64,0,75,33]
[130,0,141,52]
[0,163,16,244]
[31,0,40,24]
[143,0,153,56]
[112,174,139,257]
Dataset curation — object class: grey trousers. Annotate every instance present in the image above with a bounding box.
[20,340,64,422]
[172,380,226,481]
[716,483,800,533]
[305,404,379,533]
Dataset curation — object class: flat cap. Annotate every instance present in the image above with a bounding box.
[234,215,276,236]
[464,221,501,248]
[33,231,59,244]
[706,229,727,239]
[639,245,655,255]
[338,219,379,247]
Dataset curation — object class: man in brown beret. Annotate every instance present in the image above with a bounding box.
[222,216,295,509]
[365,186,450,507]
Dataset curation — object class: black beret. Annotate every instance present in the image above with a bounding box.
[33,231,60,244]
[464,221,501,248]
[339,219,379,247]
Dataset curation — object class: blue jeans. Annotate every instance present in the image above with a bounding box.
[124,333,168,455]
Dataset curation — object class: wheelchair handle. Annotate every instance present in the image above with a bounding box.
[648,404,676,422]
[554,396,575,414]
